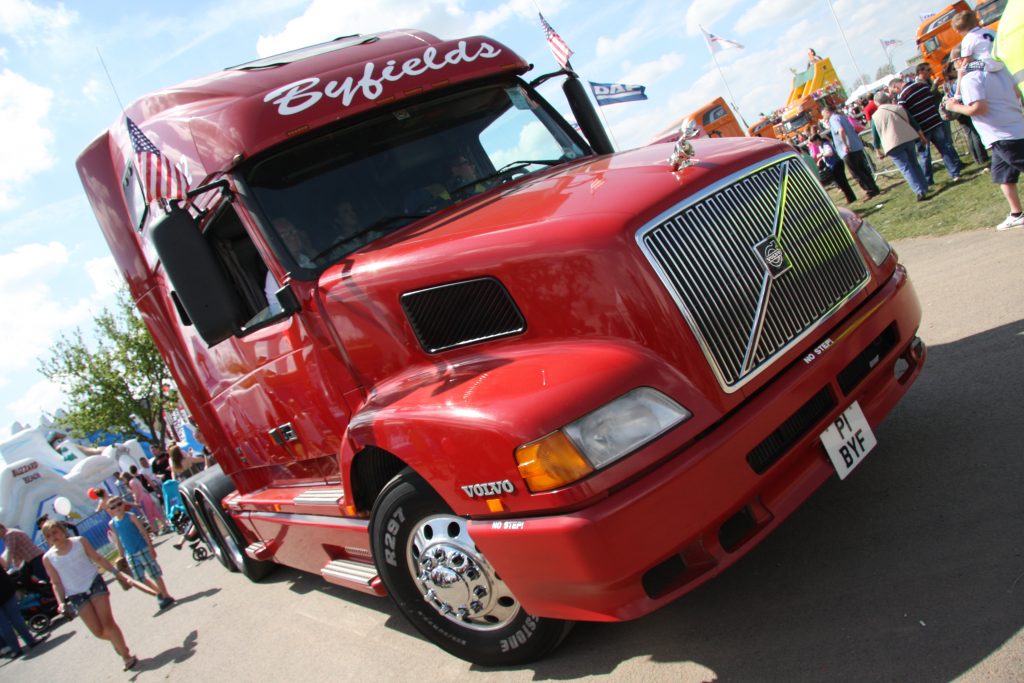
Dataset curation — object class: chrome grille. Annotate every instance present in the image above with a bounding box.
[638,155,868,391]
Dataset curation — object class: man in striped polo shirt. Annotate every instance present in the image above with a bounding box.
[893,74,964,186]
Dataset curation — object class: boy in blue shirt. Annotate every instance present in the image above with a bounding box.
[107,497,176,610]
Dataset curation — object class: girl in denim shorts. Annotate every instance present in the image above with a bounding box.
[41,521,139,671]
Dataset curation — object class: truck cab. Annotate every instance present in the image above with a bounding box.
[651,96,745,144]
[77,30,925,666]
[916,1,1004,79]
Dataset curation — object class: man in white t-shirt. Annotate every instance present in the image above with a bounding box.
[944,43,1024,230]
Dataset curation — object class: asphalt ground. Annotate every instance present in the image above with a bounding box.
[3,227,1022,682]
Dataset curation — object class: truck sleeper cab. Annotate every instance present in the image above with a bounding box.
[77,30,925,666]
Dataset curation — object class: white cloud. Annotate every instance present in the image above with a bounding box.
[595,27,645,59]
[0,0,76,46]
[469,0,545,34]
[734,0,806,35]
[80,78,103,102]
[83,256,120,299]
[5,378,64,430]
[684,0,744,37]
[0,69,55,210]
[620,52,686,86]
[255,0,474,57]
[0,243,73,378]
[0,242,114,386]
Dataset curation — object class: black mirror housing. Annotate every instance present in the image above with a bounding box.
[149,208,247,346]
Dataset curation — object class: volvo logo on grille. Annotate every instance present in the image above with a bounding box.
[753,236,792,279]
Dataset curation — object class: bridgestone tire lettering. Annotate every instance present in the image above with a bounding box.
[500,616,539,652]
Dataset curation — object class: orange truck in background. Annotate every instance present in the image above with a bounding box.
[916,0,1005,80]
[773,57,846,142]
[649,96,745,144]
[748,117,780,139]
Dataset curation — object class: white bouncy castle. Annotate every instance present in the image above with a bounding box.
[0,425,150,547]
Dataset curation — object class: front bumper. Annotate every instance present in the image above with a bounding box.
[469,265,925,622]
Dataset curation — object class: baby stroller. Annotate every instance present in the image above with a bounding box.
[10,565,60,633]
[162,479,211,562]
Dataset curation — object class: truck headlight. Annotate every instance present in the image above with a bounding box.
[839,208,891,267]
[516,388,691,492]
[855,219,891,266]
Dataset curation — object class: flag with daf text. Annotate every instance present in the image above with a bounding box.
[539,13,573,70]
[881,38,903,49]
[127,117,190,203]
[589,82,649,106]
[701,26,744,55]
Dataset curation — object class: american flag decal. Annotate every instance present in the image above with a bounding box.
[126,117,189,203]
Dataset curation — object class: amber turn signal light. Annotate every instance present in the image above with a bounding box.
[515,431,594,493]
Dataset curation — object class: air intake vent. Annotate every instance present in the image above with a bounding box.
[401,277,525,353]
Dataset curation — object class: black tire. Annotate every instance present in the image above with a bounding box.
[192,545,209,561]
[182,465,275,581]
[28,613,50,633]
[179,471,236,572]
[369,470,573,666]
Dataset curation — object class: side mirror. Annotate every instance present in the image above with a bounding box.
[149,208,248,346]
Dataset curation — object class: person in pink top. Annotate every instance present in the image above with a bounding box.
[125,468,168,535]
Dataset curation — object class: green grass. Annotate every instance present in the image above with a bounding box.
[824,133,1008,241]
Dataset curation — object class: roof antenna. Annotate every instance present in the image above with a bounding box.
[96,47,127,115]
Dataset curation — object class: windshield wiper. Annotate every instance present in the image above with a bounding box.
[449,159,561,198]
[311,214,427,262]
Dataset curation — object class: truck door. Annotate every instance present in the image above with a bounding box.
[195,201,358,487]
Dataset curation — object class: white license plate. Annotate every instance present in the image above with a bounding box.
[819,401,877,480]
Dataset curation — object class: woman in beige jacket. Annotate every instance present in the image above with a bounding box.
[870,92,930,200]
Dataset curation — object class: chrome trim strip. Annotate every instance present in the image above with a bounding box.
[246,511,369,530]
[294,488,345,506]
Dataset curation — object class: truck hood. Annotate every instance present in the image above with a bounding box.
[333,136,786,274]
[317,136,793,409]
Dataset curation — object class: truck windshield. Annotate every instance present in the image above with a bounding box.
[784,113,812,132]
[243,81,586,272]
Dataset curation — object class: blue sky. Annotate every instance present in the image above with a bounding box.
[0,0,947,436]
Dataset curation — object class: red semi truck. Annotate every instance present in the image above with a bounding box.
[77,30,925,665]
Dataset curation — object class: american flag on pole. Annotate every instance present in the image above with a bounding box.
[127,117,190,203]
[700,26,744,55]
[539,13,573,70]
[881,38,903,49]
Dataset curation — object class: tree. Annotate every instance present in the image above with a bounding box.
[851,73,873,89]
[39,288,178,446]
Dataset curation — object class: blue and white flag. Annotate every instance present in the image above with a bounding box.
[589,82,648,106]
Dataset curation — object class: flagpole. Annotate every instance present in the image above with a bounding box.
[825,0,866,85]
[701,26,749,130]
[580,66,621,151]
[879,40,893,75]
[710,51,749,129]
[535,1,620,150]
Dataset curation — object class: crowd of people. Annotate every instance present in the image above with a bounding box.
[790,10,1023,231]
[0,440,210,670]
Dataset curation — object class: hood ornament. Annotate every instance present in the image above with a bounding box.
[668,118,700,171]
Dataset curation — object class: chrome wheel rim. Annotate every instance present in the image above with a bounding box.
[407,514,520,631]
